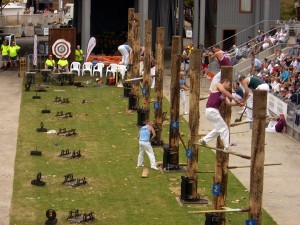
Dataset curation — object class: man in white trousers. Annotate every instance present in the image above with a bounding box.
[199,79,244,150]
[239,75,270,122]
[137,121,158,170]
[180,71,190,115]
[118,44,133,66]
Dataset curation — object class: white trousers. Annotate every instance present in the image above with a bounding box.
[137,141,157,168]
[180,89,187,114]
[265,121,277,132]
[118,45,130,65]
[203,108,230,148]
[246,83,270,121]
[151,67,155,88]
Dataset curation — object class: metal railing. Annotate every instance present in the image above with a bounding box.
[207,20,294,52]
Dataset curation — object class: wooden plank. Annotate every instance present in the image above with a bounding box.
[188,207,251,214]
[194,143,251,160]
[141,168,149,178]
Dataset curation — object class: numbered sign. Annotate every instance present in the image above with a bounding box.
[153,101,160,110]
[142,88,148,95]
[133,75,139,84]
[246,219,257,225]
[212,184,221,195]
[186,149,193,159]
[170,120,179,129]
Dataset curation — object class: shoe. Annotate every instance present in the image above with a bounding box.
[151,166,159,170]
[136,164,144,169]
[184,112,189,115]
[199,138,206,146]
[243,118,253,122]
[224,147,229,151]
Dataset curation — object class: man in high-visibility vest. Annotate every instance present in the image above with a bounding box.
[57,55,69,73]
[0,39,9,70]
[8,41,21,70]
[45,54,56,72]
[75,45,83,64]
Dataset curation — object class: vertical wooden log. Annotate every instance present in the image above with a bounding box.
[154,27,165,143]
[168,36,182,166]
[249,90,267,225]
[186,48,201,197]
[142,20,152,121]
[214,66,232,224]
[131,13,141,109]
[127,8,135,80]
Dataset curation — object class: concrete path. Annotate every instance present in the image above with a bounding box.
[0,70,22,225]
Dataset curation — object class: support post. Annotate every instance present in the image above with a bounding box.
[127,8,135,80]
[167,36,181,168]
[153,27,165,145]
[142,20,152,121]
[214,66,233,224]
[130,13,141,110]
[186,48,201,197]
[248,90,267,225]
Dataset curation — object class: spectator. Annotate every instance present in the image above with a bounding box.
[57,55,69,73]
[280,67,290,83]
[250,54,262,75]
[0,39,9,70]
[265,113,287,133]
[45,54,56,72]
[9,41,21,70]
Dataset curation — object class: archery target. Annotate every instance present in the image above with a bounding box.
[52,39,71,58]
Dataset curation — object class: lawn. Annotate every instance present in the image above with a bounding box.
[9,75,277,225]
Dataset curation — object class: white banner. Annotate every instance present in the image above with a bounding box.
[268,93,288,117]
[33,34,37,66]
[86,37,96,62]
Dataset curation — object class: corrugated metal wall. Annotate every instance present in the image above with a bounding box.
[212,0,280,48]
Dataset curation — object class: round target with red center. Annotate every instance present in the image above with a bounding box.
[52,39,71,58]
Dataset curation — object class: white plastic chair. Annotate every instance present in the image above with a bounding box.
[106,63,118,78]
[82,62,93,76]
[92,62,105,77]
[117,64,127,79]
[70,62,81,76]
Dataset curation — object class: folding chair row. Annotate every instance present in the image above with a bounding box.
[70,62,105,77]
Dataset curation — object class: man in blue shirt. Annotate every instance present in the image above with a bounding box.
[137,121,158,170]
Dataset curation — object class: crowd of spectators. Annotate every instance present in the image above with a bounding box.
[229,27,289,65]
[248,43,300,105]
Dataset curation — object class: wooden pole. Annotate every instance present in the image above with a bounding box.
[248,90,267,225]
[214,66,232,224]
[186,48,201,198]
[142,20,152,121]
[127,8,135,80]
[153,27,165,144]
[168,36,182,166]
[131,13,141,110]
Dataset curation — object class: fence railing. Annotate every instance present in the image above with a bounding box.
[207,20,296,53]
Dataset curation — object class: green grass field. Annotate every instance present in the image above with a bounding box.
[9,75,277,225]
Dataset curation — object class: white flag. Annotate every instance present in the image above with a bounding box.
[33,34,37,66]
[86,37,96,62]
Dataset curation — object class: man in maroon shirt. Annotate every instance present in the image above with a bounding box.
[199,79,244,150]
[266,113,287,133]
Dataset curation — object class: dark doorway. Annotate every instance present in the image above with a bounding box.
[223,29,236,51]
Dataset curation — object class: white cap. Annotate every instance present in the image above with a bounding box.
[275,64,280,67]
